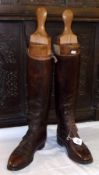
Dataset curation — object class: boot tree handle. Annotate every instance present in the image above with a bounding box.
[30,7,50,45]
[60,9,78,44]
[36,6,47,35]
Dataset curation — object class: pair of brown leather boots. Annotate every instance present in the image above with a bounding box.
[7,7,93,171]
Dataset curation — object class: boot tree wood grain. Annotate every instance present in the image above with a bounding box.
[60,9,78,44]
[28,7,51,60]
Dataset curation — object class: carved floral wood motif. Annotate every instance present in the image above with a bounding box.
[0,0,65,5]
[66,0,99,7]
[0,24,18,112]
[0,22,27,125]
[72,23,95,122]
[1,0,99,7]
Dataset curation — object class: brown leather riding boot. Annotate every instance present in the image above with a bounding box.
[53,9,93,164]
[54,44,93,164]
[7,7,52,171]
[7,55,52,171]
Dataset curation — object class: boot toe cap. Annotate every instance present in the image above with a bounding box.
[72,145,93,164]
[81,151,93,164]
[7,154,30,171]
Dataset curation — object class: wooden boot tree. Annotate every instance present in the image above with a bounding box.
[54,9,80,56]
[60,9,78,44]
[28,7,51,60]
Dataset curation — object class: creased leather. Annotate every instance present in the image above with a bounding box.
[54,46,93,164]
[7,56,53,171]
[55,53,80,134]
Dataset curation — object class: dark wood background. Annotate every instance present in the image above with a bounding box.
[0,0,99,127]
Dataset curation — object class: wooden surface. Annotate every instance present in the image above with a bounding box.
[30,7,49,44]
[59,9,78,44]
[0,6,99,21]
[28,7,52,59]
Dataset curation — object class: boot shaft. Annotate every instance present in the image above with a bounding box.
[27,56,53,128]
[54,49,80,111]
[54,48,80,130]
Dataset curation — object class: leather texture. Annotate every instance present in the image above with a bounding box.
[7,56,53,171]
[54,50,93,164]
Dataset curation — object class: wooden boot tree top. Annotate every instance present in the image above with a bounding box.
[60,9,78,44]
[54,9,80,56]
[28,7,51,60]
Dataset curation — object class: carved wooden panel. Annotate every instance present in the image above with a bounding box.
[73,22,96,120]
[21,0,65,5]
[94,24,99,120]
[0,0,65,5]
[0,22,27,126]
[73,22,95,107]
[66,0,99,7]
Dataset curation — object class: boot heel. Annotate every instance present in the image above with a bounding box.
[57,137,64,147]
[37,142,45,150]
